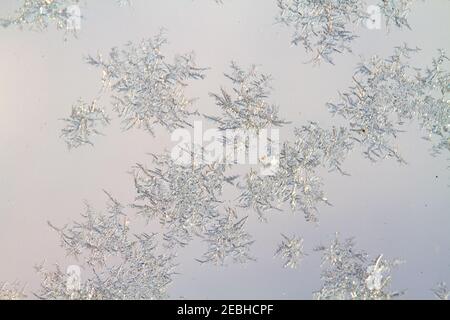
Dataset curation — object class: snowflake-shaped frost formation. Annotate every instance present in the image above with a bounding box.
[379,0,415,29]
[314,235,403,300]
[85,31,206,135]
[207,62,288,132]
[37,192,176,300]
[328,45,449,161]
[132,153,237,247]
[275,0,367,64]
[61,99,110,149]
[239,122,353,222]
[1,0,82,37]
[275,234,306,269]
[276,1,422,64]
[197,208,255,265]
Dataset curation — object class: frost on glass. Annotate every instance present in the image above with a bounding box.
[275,0,422,64]
[379,0,414,29]
[0,0,81,37]
[60,99,110,149]
[85,31,206,136]
[432,282,449,300]
[328,45,450,161]
[275,234,305,269]
[36,192,176,300]
[314,235,403,300]
[0,282,26,300]
[275,0,367,64]
[239,122,353,222]
[197,208,255,266]
[131,153,238,248]
[207,62,288,132]
[416,50,450,155]
[0,0,131,37]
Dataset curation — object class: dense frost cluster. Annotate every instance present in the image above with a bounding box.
[36,192,176,300]
[61,32,207,148]
[84,32,206,136]
[60,99,110,149]
[131,153,237,247]
[417,50,450,155]
[276,0,366,64]
[0,0,81,36]
[239,122,353,221]
[314,235,403,300]
[276,0,418,64]
[379,0,414,29]
[275,234,305,269]
[198,208,254,265]
[207,62,288,132]
[0,0,131,37]
[131,154,257,265]
[328,46,450,162]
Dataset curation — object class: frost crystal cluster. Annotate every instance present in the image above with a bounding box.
[85,32,206,136]
[197,208,254,265]
[132,153,237,247]
[314,235,403,300]
[416,50,450,155]
[0,282,26,300]
[0,0,81,36]
[276,0,367,64]
[207,62,287,132]
[60,99,110,149]
[275,234,305,269]
[239,122,353,222]
[36,192,176,300]
[275,0,420,64]
[1,0,131,37]
[379,0,414,29]
[328,46,450,162]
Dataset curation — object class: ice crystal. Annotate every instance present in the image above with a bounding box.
[0,282,26,300]
[207,62,288,132]
[131,153,237,247]
[85,31,206,136]
[416,50,450,155]
[0,0,81,37]
[379,0,414,29]
[432,282,449,300]
[60,99,110,149]
[239,122,353,221]
[328,46,449,161]
[275,234,305,269]
[1,0,131,37]
[275,0,367,64]
[197,208,255,265]
[37,192,176,300]
[314,235,403,300]
[275,0,422,64]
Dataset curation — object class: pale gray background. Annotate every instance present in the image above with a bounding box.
[0,0,449,299]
